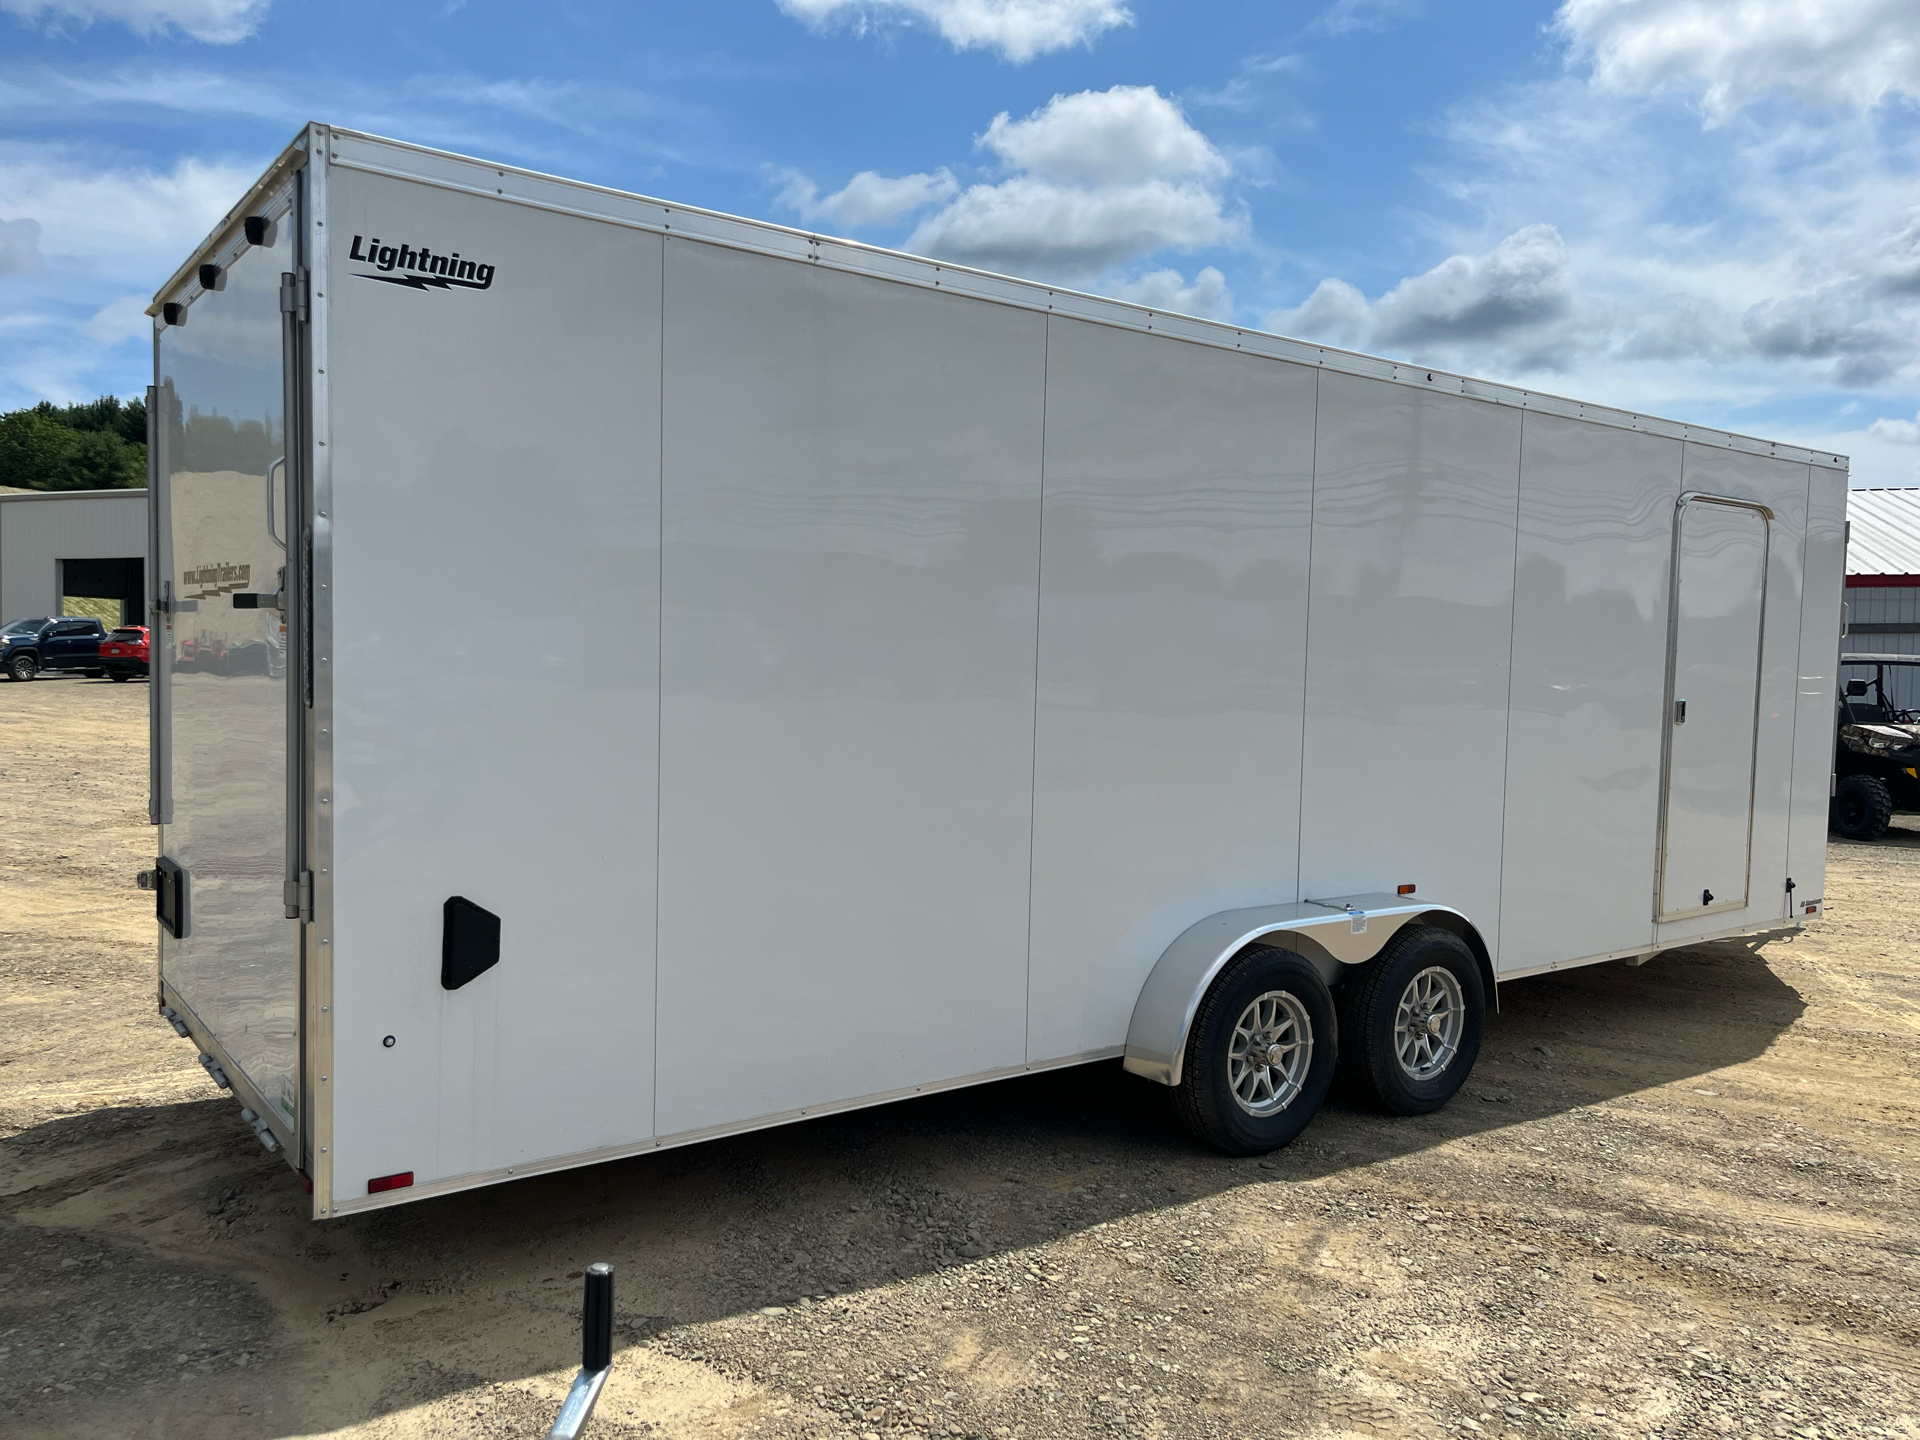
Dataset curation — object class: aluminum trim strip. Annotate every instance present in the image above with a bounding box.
[304,126,337,1219]
[1496,917,1801,980]
[149,169,302,317]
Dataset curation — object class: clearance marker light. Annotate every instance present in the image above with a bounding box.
[367,1171,414,1194]
[1397,884,1416,896]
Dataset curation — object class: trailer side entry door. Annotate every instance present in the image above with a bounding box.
[1657,495,1770,921]
[154,178,304,1145]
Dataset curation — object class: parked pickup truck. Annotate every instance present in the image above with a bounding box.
[0,616,108,681]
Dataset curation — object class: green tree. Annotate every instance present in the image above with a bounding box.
[0,397,148,490]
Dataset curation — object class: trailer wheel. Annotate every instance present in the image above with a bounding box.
[1172,947,1336,1155]
[1338,926,1484,1116]
[7,653,36,681]
[1830,774,1893,841]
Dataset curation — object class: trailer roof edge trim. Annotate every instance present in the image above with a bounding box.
[158,124,1849,474]
[145,125,312,322]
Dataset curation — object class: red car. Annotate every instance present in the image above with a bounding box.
[99,625,149,681]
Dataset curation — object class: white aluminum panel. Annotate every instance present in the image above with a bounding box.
[655,240,1044,1136]
[325,170,661,1195]
[156,206,300,1134]
[1498,414,1680,971]
[1788,471,1848,905]
[1027,319,1316,1062]
[1656,448,1810,942]
[1298,373,1522,957]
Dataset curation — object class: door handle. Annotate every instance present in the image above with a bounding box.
[1674,699,1687,724]
[266,456,287,551]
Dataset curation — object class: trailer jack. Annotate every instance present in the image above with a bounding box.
[547,1263,614,1439]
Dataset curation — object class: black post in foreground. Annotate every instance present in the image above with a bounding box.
[546,1263,614,1440]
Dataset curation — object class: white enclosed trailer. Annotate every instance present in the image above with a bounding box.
[142,125,1849,1219]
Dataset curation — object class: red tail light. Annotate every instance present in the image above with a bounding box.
[367,1171,414,1194]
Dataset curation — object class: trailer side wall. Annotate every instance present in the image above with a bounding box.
[1025,317,1317,1064]
[305,143,1846,1211]
[652,240,1047,1138]
[1498,415,1679,971]
[325,170,663,1193]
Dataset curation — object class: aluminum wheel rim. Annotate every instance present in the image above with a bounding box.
[1394,965,1464,1081]
[1226,990,1313,1116]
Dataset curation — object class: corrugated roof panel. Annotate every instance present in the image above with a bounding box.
[1848,488,1920,577]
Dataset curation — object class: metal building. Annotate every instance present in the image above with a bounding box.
[0,487,149,627]
[1846,487,1920,710]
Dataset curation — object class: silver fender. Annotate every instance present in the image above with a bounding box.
[1121,893,1479,1087]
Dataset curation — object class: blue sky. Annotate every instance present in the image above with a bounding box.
[2,0,1916,484]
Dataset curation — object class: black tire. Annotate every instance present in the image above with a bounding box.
[7,653,36,681]
[1830,774,1893,841]
[85,668,104,678]
[1172,947,1336,1155]
[1337,925,1485,1116]
[109,670,131,682]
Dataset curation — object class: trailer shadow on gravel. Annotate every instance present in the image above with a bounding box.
[0,932,1807,1436]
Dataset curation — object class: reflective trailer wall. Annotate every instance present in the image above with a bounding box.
[157,194,299,1132]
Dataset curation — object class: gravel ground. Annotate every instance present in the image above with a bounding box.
[2,675,1917,1440]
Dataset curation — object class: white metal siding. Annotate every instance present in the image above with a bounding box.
[1296,373,1523,964]
[1025,318,1316,1064]
[325,169,663,1194]
[0,489,148,622]
[1653,447,1812,946]
[1844,488,1920,578]
[1790,473,1849,902]
[1498,415,1678,971]
[653,240,1046,1137]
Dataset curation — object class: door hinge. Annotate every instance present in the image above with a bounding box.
[285,871,313,922]
[279,269,309,323]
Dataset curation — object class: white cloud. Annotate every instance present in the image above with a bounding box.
[1109,265,1234,320]
[906,85,1241,284]
[775,0,1131,63]
[977,85,1227,185]
[1271,225,1582,369]
[776,167,959,228]
[83,293,149,344]
[0,146,263,408]
[1870,412,1920,444]
[0,216,44,276]
[1318,0,1422,36]
[1556,0,1920,119]
[1266,49,1920,483]
[0,0,268,42]
[0,148,259,280]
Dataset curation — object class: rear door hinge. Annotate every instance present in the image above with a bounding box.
[285,870,313,922]
[279,268,309,324]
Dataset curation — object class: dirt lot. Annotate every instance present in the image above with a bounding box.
[3,676,1918,1440]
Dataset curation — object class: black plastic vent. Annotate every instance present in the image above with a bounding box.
[441,896,500,991]
[156,856,188,939]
